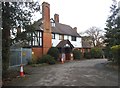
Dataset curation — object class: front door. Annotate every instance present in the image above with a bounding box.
[65,47,72,60]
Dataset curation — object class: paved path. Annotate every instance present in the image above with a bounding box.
[5,59,118,86]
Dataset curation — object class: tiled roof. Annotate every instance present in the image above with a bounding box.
[52,22,80,37]
[82,40,91,48]
[33,19,80,37]
[33,18,44,31]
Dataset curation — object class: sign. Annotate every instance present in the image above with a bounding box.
[22,52,26,56]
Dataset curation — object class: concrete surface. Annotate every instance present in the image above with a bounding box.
[4,59,118,86]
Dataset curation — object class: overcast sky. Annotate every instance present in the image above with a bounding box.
[33,0,120,33]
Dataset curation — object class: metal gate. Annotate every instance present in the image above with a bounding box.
[9,48,32,67]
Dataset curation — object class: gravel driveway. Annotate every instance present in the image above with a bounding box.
[4,59,118,86]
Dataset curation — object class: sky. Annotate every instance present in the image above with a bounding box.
[33,0,120,33]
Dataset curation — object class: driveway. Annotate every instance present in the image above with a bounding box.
[4,59,118,86]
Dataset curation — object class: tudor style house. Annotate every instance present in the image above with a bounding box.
[27,2,82,59]
[51,15,81,48]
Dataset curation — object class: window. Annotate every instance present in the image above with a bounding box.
[59,34,64,40]
[67,35,69,40]
[71,36,76,41]
[52,33,55,39]
[51,22,55,27]
[28,31,42,47]
[50,19,55,27]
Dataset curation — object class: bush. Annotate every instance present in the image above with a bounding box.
[72,49,81,60]
[111,45,120,63]
[84,51,91,59]
[47,47,60,61]
[104,47,113,59]
[37,54,56,65]
[90,48,103,58]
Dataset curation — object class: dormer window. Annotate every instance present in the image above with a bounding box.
[51,22,55,27]
[50,18,55,27]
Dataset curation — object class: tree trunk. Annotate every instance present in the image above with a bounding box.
[2,27,10,76]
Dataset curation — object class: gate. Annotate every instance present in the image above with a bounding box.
[9,48,32,67]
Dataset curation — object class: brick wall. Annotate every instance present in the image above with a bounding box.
[32,48,43,59]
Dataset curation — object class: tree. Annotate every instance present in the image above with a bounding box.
[104,0,120,47]
[2,2,40,74]
[84,26,105,47]
[104,0,120,59]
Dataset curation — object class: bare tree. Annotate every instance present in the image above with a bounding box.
[84,26,105,47]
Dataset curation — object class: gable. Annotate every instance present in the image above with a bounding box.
[56,40,74,48]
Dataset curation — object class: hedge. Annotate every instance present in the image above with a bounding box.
[83,48,103,59]
[37,54,56,65]
[111,45,120,63]
[90,48,103,58]
[72,49,81,60]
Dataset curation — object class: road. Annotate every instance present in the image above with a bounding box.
[4,59,118,86]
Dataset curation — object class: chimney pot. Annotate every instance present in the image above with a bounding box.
[54,14,59,22]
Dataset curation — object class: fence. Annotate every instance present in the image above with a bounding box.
[9,48,32,67]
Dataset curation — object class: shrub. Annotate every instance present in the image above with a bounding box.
[90,48,103,58]
[84,51,91,59]
[111,45,120,63]
[104,47,113,60]
[72,49,81,60]
[37,54,56,65]
[47,47,60,61]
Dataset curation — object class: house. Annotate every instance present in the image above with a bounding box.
[27,2,82,60]
[79,36,92,53]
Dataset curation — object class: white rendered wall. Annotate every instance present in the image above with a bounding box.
[52,34,61,47]
[70,37,82,48]
[52,34,82,48]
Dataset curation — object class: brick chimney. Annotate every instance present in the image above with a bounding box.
[54,14,59,22]
[42,2,52,54]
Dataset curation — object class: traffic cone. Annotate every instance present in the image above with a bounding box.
[20,64,25,77]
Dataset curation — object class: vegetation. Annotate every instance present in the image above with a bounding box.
[111,45,120,64]
[37,55,56,65]
[83,48,103,59]
[90,48,103,58]
[84,26,105,47]
[84,51,91,59]
[104,0,120,62]
[2,2,40,73]
[47,47,60,61]
[72,49,81,60]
